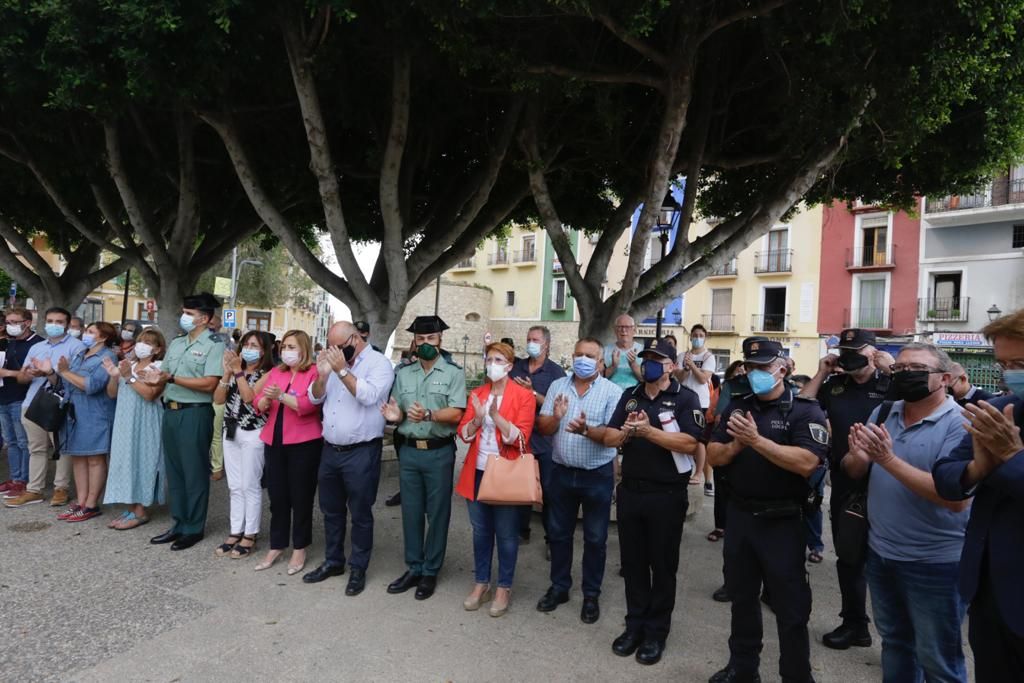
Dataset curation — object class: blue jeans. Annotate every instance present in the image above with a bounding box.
[805,507,824,553]
[547,460,614,597]
[466,469,521,588]
[865,548,967,683]
[0,401,27,481]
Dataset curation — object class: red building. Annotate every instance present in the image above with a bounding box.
[817,203,920,340]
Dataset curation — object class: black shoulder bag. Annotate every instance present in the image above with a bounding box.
[834,400,894,566]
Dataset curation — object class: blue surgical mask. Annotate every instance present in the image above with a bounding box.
[526,342,543,359]
[1004,369,1024,399]
[641,359,666,383]
[179,314,196,333]
[44,323,65,338]
[747,368,780,395]
[572,355,597,379]
[692,337,705,349]
[81,333,96,347]
[240,348,261,364]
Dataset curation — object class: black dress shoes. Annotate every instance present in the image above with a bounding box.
[709,666,762,683]
[712,585,732,602]
[150,530,181,545]
[303,563,346,584]
[635,638,666,666]
[387,571,422,594]
[580,596,600,624]
[414,575,437,600]
[385,491,402,507]
[822,623,872,649]
[170,534,204,551]
[536,587,570,612]
[612,629,643,657]
[345,567,366,596]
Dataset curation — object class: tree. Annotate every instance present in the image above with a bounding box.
[193,236,321,311]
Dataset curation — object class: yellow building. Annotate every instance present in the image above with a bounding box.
[683,204,823,374]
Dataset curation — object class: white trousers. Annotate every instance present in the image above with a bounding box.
[222,426,265,535]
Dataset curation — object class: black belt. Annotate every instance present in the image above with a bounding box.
[163,401,210,411]
[326,437,382,452]
[619,478,689,493]
[730,494,803,519]
[402,436,454,451]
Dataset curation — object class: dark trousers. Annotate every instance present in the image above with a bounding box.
[265,438,322,550]
[713,466,731,530]
[725,503,812,683]
[319,440,382,570]
[398,443,454,576]
[970,573,1024,683]
[162,404,214,535]
[617,482,689,641]
[518,448,553,539]
[829,475,869,627]
[547,461,614,598]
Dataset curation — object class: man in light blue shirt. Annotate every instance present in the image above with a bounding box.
[843,342,971,683]
[534,337,623,623]
[604,314,643,389]
[8,307,85,507]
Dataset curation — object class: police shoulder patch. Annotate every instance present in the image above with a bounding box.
[808,423,830,445]
[692,409,706,429]
[830,383,844,395]
[625,399,638,412]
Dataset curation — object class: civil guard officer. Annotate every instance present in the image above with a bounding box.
[148,292,226,551]
[381,315,466,600]
[604,338,704,666]
[798,328,890,650]
[707,338,829,683]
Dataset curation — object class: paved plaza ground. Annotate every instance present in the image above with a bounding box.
[1,446,946,682]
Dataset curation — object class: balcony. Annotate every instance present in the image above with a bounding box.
[453,257,475,270]
[751,313,790,333]
[513,247,536,264]
[753,249,793,274]
[918,297,970,322]
[708,259,737,277]
[845,247,894,270]
[702,313,736,333]
[843,307,893,330]
[487,251,510,267]
[925,177,1024,226]
[552,257,563,274]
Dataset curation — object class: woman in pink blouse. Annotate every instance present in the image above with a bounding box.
[252,330,323,575]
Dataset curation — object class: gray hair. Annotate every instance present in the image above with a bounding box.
[898,342,953,372]
[528,325,551,346]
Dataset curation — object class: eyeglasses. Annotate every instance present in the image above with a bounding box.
[996,360,1024,372]
[615,325,634,330]
[5,319,25,325]
[890,363,944,373]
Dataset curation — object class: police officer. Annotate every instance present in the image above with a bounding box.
[604,338,704,666]
[798,328,890,650]
[708,338,829,683]
[148,293,226,551]
[381,315,466,600]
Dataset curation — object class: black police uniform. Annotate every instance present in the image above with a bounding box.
[816,369,888,631]
[609,379,704,644]
[711,385,828,682]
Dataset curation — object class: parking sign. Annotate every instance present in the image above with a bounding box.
[222,308,237,329]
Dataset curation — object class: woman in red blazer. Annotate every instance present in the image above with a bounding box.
[456,342,536,617]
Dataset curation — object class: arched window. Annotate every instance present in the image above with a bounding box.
[465,312,481,322]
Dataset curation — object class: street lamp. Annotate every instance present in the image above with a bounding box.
[462,334,470,369]
[230,245,264,308]
[654,189,679,339]
[987,304,1002,322]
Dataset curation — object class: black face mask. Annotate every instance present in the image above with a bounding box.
[837,352,869,372]
[342,345,356,362]
[892,370,935,403]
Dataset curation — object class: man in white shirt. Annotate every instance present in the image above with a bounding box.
[304,321,395,595]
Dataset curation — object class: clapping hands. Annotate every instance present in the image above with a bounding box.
[726,411,761,446]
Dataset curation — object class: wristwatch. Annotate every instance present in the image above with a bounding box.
[128,377,138,385]
[167,375,176,384]
[425,409,433,422]
[337,368,350,379]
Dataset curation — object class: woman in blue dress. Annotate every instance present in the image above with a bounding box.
[103,327,168,530]
[51,322,118,522]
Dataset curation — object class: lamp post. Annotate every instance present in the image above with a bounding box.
[229,246,263,308]
[987,304,1002,322]
[462,334,470,369]
[654,190,680,339]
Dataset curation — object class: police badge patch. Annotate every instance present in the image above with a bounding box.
[809,423,830,445]
[625,399,638,412]
[692,410,707,429]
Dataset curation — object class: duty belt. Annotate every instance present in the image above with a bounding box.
[406,436,454,451]
[730,494,803,519]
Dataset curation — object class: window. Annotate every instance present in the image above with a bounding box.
[759,286,787,331]
[711,349,731,372]
[858,214,890,266]
[710,288,733,331]
[505,291,515,307]
[756,227,791,272]
[647,234,665,268]
[520,235,536,262]
[855,276,888,328]
[246,310,271,331]
[465,312,481,322]
[551,278,567,311]
[76,299,103,325]
[1014,224,1024,248]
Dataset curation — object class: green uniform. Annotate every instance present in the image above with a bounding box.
[391,356,467,576]
[161,330,225,535]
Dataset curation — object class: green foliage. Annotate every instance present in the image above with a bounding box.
[193,237,321,311]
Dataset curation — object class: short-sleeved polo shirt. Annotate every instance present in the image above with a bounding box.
[23,334,86,405]
[391,356,467,439]
[162,330,225,403]
[540,374,622,469]
[604,341,643,389]
[510,356,567,456]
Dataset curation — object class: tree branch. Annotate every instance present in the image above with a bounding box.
[379,44,412,314]
[698,0,793,45]
[0,216,52,290]
[594,12,669,68]
[168,111,201,266]
[526,65,665,92]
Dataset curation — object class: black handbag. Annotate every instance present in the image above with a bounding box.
[834,400,894,566]
[25,378,69,433]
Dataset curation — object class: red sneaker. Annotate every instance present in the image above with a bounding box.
[66,507,102,523]
[2,481,26,499]
[0,480,15,493]
[57,504,83,521]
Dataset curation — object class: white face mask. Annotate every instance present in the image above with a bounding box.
[486,362,509,382]
[68,329,81,338]
[121,330,135,342]
[134,342,154,360]
[281,350,301,367]
[6,324,23,337]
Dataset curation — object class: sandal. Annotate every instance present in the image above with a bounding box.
[231,534,258,559]
[108,510,131,529]
[808,551,823,564]
[707,529,725,542]
[215,534,243,557]
[113,512,150,530]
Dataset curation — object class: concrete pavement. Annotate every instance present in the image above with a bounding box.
[1,450,906,683]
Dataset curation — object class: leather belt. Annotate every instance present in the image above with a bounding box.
[163,401,209,411]
[326,437,383,452]
[406,437,454,451]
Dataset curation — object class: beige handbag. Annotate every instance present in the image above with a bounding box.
[476,434,543,506]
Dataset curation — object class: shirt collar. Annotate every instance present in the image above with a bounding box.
[891,395,958,424]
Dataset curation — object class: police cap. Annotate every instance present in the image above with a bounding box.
[406,315,449,334]
[183,292,221,316]
[742,337,786,364]
[837,328,876,350]
[640,337,678,362]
